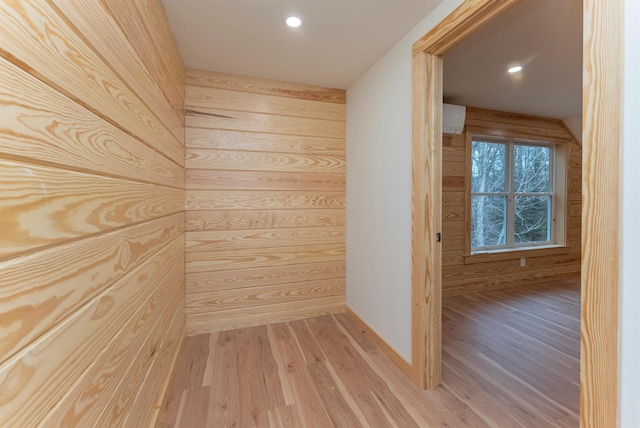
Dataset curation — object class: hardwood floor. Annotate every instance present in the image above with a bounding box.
[441,277,580,427]
[157,277,580,427]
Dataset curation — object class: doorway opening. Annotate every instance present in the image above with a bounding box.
[410,0,622,425]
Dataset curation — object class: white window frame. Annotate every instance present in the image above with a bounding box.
[470,135,566,254]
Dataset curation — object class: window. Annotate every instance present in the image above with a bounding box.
[470,136,566,253]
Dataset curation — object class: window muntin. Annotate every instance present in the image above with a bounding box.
[471,137,555,252]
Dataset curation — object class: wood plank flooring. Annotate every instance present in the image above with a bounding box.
[441,277,580,427]
[157,277,580,427]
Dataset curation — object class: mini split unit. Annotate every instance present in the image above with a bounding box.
[442,103,466,134]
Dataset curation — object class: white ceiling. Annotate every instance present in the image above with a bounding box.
[162,0,443,89]
[162,0,582,120]
[443,0,582,120]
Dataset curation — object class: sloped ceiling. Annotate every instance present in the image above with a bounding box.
[443,0,582,120]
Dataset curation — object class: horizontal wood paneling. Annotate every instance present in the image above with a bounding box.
[99,293,185,427]
[186,169,345,191]
[187,69,346,104]
[186,244,346,273]
[0,56,183,187]
[186,296,345,336]
[120,301,185,428]
[40,255,184,427]
[186,86,345,121]
[186,278,345,314]
[51,0,184,143]
[0,1,185,426]
[0,210,183,375]
[186,261,345,293]
[185,70,345,334]
[444,253,581,279]
[186,128,345,155]
[185,209,345,231]
[0,0,184,165]
[186,148,345,172]
[465,107,574,143]
[185,226,344,251]
[1,160,182,257]
[186,108,345,139]
[442,108,581,295]
[443,270,582,297]
[186,190,345,211]
[0,234,183,427]
[102,0,185,121]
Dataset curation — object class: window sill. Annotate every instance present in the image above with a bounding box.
[464,245,570,265]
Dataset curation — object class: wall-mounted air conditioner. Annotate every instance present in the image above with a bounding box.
[443,103,466,134]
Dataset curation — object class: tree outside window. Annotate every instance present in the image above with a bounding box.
[471,137,554,251]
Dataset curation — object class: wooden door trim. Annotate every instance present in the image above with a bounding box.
[410,0,518,390]
[580,1,622,426]
[411,4,623,426]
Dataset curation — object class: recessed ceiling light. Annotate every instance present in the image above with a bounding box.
[508,65,523,73]
[286,16,302,28]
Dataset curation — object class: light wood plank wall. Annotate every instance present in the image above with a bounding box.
[442,107,582,296]
[184,69,346,335]
[0,1,185,426]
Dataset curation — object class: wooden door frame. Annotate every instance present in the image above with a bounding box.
[410,0,622,425]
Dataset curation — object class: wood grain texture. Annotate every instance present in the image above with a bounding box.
[443,272,581,297]
[411,51,443,389]
[412,0,518,55]
[120,303,185,428]
[187,85,345,121]
[186,169,345,191]
[102,0,185,120]
[162,283,580,427]
[185,209,345,231]
[465,109,574,143]
[39,245,184,427]
[159,314,499,427]
[0,0,185,425]
[411,0,526,393]
[441,107,582,295]
[187,278,344,314]
[186,128,344,155]
[185,226,344,251]
[0,0,184,166]
[186,107,345,139]
[186,244,345,273]
[186,148,345,172]
[581,0,622,426]
[186,190,345,211]
[185,70,345,335]
[0,56,183,187]
[186,261,345,293]
[187,69,346,104]
[99,295,185,428]
[442,279,580,426]
[50,0,184,144]
[463,245,571,265]
[132,0,185,107]
[0,235,183,427]
[0,160,182,258]
[186,297,345,336]
[0,213,183,367]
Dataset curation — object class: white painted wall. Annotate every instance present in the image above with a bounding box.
[619,1,640,425]
[345,0,464,361]
[346,0,639,417]
[562,115,582,144]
